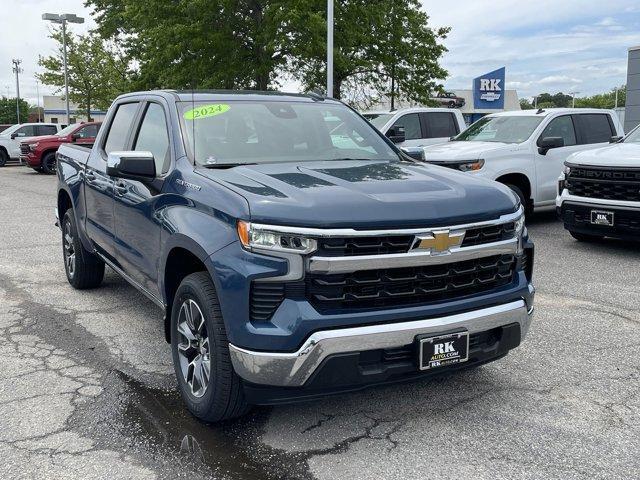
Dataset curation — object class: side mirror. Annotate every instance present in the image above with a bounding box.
[386,126,406,144]
[10,133,18,139]
[537,136,564,155]
[71,134,80,142]
[106,151,156,181]
[609,135,623,143]
[400,146,425,161]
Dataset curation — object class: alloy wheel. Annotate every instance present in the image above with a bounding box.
[63,220,76,278]
[177,299,211,398]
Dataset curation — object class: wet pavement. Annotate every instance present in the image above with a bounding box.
[0,166,638,479]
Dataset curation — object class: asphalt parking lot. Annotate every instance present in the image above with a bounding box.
[0,166,638,480]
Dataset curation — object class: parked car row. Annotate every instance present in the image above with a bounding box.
[0,121,101,173]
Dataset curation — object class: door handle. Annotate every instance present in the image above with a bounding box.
[114,181,128,196]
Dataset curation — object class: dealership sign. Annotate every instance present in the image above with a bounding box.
[473,67,505,109]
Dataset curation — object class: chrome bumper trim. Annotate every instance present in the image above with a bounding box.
[229,299,533,387]
[557,193,640,211]
[308,237,518,274]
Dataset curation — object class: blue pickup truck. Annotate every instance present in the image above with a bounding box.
[56,90,535,422]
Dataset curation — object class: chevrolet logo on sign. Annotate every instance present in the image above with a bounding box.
[414,230,465,255]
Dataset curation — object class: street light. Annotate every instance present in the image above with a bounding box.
[42,13,84,125]
[326,0,334,98]
[569,91,580,108]
[11,59,22,123]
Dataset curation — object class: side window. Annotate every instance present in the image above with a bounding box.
[424,112,459,138]
[390,114,422,140]
[76,124,99,139]
[15,125,36,137]
[576,114,614,144]
[539,116,576,147]
[133,103,170,175]
[103,103,139,154]
[37,125,58,136]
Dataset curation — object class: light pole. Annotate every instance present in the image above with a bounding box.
[35,79,42,122]
[12,59,22,123]
[42,13,84,125]
[327,0,333,98]
[569,91,580,108]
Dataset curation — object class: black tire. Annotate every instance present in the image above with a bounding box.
[0,149,7,167]
[448,101,456,108]
[42,152,57,175]
[504,183,531,216]
[171,272,249,422]
[62,210,105,289]
[569,231,603,242]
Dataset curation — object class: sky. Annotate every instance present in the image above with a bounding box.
[1,0,640,107]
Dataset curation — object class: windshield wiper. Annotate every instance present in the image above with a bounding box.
[200,162,256,169]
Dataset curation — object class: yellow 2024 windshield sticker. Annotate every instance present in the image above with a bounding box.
[183,104,230,120]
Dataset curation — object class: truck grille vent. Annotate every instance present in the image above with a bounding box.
[20,144,30,155]
[567,167,640,202]
[461,222,515,247]
[250,283,285,322]
[306,254,517,313]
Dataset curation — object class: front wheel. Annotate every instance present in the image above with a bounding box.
[42,152,57,174]
[0,150,8,167]
[62,210,105,289]
[171,272,249,422]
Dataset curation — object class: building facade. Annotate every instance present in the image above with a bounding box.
[42,95,108,125]
[625,46,640,132]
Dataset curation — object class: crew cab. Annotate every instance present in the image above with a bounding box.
[431,91,466,108]
[363,108,466,149]
[56,90,535,422]
[557,124,640,242]
[422,109,624,213]
[0,123,62,166]
[20,122,101,174]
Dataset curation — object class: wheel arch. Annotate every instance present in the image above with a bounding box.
[495,172,533,211]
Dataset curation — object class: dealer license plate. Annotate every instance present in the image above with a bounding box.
[590,210,614,226]
[418,331,469,371]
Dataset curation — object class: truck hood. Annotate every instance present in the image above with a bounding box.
[567,143,640,168]
[20,134,63,145]
[197,160,517,228]
[423,141,512,161]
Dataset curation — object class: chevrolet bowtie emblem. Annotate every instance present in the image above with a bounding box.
[415,230,465,254]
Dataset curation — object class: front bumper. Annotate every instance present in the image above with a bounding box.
[557,192,640,240]
[229,296,534,388]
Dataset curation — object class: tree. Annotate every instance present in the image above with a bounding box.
[0,97,31,124]
[575,86,626,109]
[534,92,573,108]
[37,27,131,120]
[519,98,533,110]
[287,0,449,103]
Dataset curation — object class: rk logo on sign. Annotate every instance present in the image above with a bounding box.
[474,67,506,109]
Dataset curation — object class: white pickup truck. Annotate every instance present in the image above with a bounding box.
[557,124,640,242]
[0,123,62,166]
[363,108,466,149]
[422,109,624,213]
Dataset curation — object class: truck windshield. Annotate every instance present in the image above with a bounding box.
[178,101,399,166]
[455,116,544,144]
[57,123,82,136]
[362,113,394,129]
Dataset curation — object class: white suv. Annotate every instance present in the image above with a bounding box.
[0,123,61,166]
[422,109,624,213]
[363,108,466,149]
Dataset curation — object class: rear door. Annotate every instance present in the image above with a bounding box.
[573,113,616,149]
[113,100,172,297]
[84,102,140,260]
[421,112,460,146]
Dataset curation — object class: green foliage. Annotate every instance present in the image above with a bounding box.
[37,27,131,119]
[575,86,626,109]
[535,92,573,108]
[86,0,449,104]
[519,98,533,110]
[0,97,31,124]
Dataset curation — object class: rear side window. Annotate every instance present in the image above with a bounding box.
[424,112,459,138]
[390,113,422,140]
[539,115,576,146]
[133,103,171,174]
[103,103,139,154]
[575,114,614,144]
[37,125,58,136]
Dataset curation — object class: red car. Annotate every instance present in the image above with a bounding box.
[20,122,101,174]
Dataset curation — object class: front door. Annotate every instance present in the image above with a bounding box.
[113,101,172,297]
[84,102,140,261]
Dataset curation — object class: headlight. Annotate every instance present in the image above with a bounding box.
[29,143,38,151]
[237,221,317,254]
[457,159,484,172]
[514,213,525,236]
[563,165,571,176]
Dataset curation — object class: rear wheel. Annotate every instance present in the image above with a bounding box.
[0,149,8,167]
[569,231,603,243]
[171,272,249,422]
[448,101,456,108]
[42,152,57,174]
[62,210,105,289]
